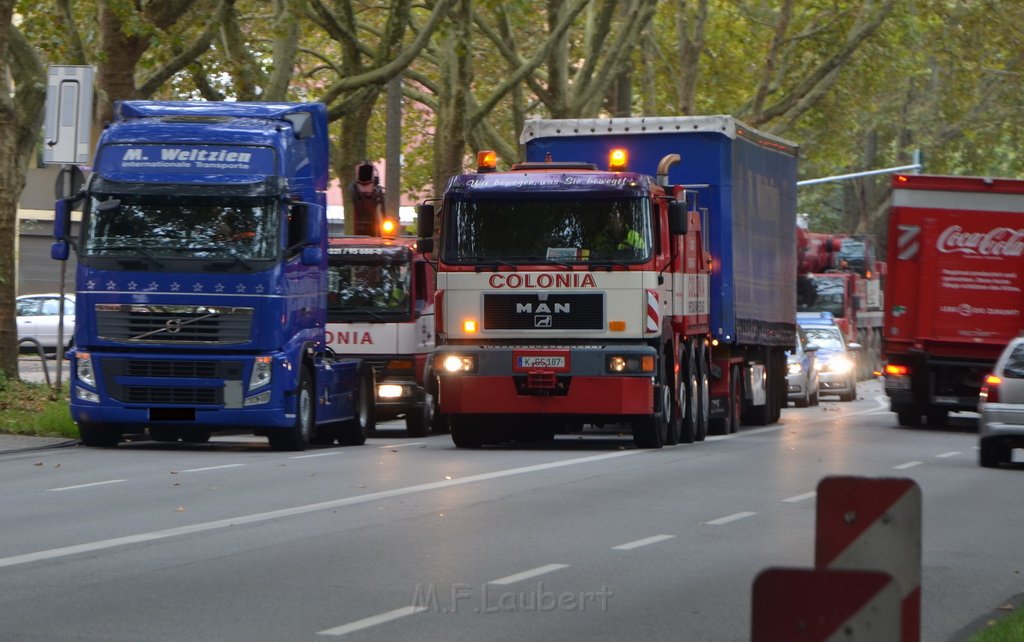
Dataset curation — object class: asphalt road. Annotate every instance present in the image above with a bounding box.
[0,379,1019,641]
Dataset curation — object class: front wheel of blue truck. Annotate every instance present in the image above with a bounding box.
[268,368,313,451]
[78,422,121,448]
[338,365,375,446]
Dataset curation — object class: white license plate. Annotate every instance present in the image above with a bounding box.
[517,356,566,369]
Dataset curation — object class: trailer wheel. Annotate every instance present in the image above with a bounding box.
[78,422,120,448]
[678,344,698,444]
[338,365,375,446]
[269,367,313,451]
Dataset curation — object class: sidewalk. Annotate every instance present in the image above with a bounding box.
[0,433,79,454]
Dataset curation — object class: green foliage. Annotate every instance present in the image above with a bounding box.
[0,374,77,439]
[969,603,1024,642]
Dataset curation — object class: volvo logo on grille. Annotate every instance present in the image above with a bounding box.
[165,318,184,334]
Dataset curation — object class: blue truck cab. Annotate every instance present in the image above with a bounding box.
[52,101,374,449]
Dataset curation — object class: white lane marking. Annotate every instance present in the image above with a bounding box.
[379,443,425,449]
[782,491,817,504]
[317,606,428,637]
[290,452,344,459]
[48,479,126,492]
[894,461,922,470]
[178,464,246,473]
[612,534,675,551]
[0,449,641,569]
[935,451,961,458]
[488,563,569,586]
[705,511,757,526]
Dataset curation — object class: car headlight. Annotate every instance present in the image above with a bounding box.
[787,362,804,376]
[825,355,854,374]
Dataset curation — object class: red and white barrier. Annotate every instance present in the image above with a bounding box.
[815,476,922,642]
[752,568,900,641]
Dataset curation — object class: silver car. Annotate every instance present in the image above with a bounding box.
[979,336,1024,468]
[787,327,820,407]
[16,293,76,353]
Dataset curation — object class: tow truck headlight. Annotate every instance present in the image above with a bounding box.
[437,354,476,374]
[249,356,272,391]
[824,354,854,375]
[607,355,655,373]
[76,352,96,387]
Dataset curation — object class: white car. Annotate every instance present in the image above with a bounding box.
[16,293,76,353]
[979,336,1024,468]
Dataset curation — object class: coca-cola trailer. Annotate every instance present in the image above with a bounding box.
[882,174,1024,427]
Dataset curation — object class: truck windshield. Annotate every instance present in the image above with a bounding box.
[442,196,652,264]
[82,194,279,261]
[798,276,846,317]
[327,260,411,319]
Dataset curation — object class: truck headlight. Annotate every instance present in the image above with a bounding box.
[249,356,272,390]
[437,354,476,374]
[607,355,655,373]
[76,352,96,387]
[378,384,409,399]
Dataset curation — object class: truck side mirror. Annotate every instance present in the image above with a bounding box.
[417,238,434,254]
[54,198,72,239]
[416,204,435,238]
[668,201,688,235]
[301,246,323,266]
[51,240,70,261]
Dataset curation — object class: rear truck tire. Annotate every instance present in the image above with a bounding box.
[269,367,313,451]
[695,347,710,442]
[979,437,1010,468]
[665,352,682,446]
[450,415,483,449]
[632,383,669,449]
[79,422,120,448]
[926,408,949,427]
[896,407,922,427]
[338,365,375,446]
[679,344,698,444]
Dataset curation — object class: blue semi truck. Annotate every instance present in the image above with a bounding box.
[519,116,799,433]
[51,101,375,449]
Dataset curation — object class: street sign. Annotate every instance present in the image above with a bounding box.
[43,65,94,165]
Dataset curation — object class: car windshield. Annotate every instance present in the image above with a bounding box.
[798,276,846,316]
[82,194,280,260]
[441,195,652,264]
[802,326,844,350]
[1004,344,1024,379]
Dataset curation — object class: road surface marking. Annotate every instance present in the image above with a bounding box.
[706,511,757,526]
[317,606,428,637]
[612,534,675,550]
[290,452,344,459]
[489,564,569,586]
[782,491,817,503]
[935,451,961,458]
[48,479,126,492]
[0,449,642,569]
[178,464,245,473]
[379,442,425,449]
[894,461,922,470]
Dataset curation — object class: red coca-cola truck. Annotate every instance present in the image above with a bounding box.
[882,174,1024,427]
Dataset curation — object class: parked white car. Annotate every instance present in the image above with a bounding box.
[979,335,1024,468]
[16,293,76,353]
